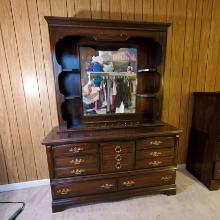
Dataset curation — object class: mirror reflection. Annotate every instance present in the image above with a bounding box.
[80,47,137,115]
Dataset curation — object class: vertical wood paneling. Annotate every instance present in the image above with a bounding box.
[74,0,91,18]
[1,0,220,184]
[143,0,154,21]
[102,0,110,19]
[178,0,197,162]
[91,0,102,19]
[205,0,220,91]
[10,0,48,179]
[196,0,213,91]
[0,0,37,181]
[162,0,174,122]
[0,28,26,182]
[134,0,143,21]
[110,0,121,20]
[0,136,8,184]
[121,0,134,21]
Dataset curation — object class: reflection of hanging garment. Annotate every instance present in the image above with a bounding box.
[116,77,125,108]
[106,78,112,112]
[110,78,117,112]
[83,83,100,105]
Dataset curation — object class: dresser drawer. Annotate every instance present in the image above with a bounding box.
[55,166,98,178]
[118,170,175,190]
[101,153,134,173]
[53,178,117,199]
[136,148,174,159]
[136,137,175,150]
[213,161,220,179]
[54,155,97,168]
[136,157,174,169]
[100,141,135,155]
[53,143,98,157]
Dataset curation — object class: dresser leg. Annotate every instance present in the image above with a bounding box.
[52,204,65,213]
[163,187,176,196]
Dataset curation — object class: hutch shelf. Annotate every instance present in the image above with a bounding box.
[42,17,181,212]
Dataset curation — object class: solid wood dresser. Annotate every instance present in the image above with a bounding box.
[187,92,220,190]
[43,124,181,212]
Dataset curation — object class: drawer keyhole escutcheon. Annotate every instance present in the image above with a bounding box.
[69,147,84,154]
[115,162,122,169]
[150,140,163,146]
[123,180,135,187]
[115,145,122,153]
[69,158,85,165]
[149,151,162,157]
[115,154,122,161]
[70,169,85,175]
[57,188,71,195]
[101,183,114,189]
[148,161,162,166]
[161,175,173,181]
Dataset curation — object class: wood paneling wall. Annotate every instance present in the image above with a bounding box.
[0,0,220,184]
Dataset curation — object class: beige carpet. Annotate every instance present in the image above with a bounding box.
[0,170,220,220]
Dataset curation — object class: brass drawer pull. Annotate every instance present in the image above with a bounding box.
[115,145,122,153]
[148,160,162,166]
[69,158,85,165]
[123,180,135,187]
[101,183,114,189]
[57,188,71,195]
[150,140,163,146]
[115,162,122,169]
[115,154,122,161]
[70,169,85,175]
[161,175,173,181]
[149,151,162,157]
[69,146,84,154]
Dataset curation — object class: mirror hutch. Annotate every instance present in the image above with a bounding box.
[42,17,181,212]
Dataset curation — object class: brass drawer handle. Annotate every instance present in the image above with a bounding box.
[69,146,84,154]
[115,154,122,161]
[115,162,122,169]
[69,158,85,165]
[101,183,114,189]
[115,145,122,153]
[148,160,162,166]
[161,175,173,181]
[150,140,163,146]
[70,169,85,175]
[149,151,162,157]
[123,180,135,187]
[56,188,71,195]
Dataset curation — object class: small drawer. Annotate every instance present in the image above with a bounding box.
[53,143,98,157]
[54,155,98,168]
[53,178,117,199]
[118,170,175,190]
[213,161,220,179]
[216,142,220,160]
[136,137,175,150]
[136,157,174,169]
[55,166,98,178]
[136,148,174,159]
[101,153,134,173]
[101,141,135,155]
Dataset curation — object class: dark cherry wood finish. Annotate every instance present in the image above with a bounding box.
[186,92,220,190]
[42,17,181,212]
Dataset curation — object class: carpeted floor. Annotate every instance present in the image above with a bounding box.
[0,170,220,220]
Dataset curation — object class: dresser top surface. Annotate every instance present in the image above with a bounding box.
[42,123,181,146]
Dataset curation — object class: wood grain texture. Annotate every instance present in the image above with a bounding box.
[1,0,220,184]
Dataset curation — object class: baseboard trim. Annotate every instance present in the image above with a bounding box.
[177,163,186,170]
[0,164,186,192]
[0,179,50,192]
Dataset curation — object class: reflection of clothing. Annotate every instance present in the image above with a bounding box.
[83,83,100,104]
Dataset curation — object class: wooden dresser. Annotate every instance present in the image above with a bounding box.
[187,92,220,190]
[43,124,180,212]
[42,17,181,212]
